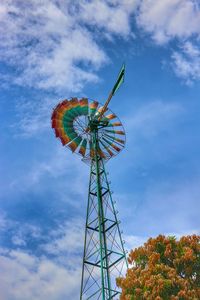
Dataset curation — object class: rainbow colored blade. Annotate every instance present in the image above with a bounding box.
[51,98,126,161]
[89,101,99,116]
[79,139,87,157]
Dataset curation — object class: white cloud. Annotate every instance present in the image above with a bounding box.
[79,0,138,37]
[13,96,56,137]
[0,250,81,300]
[43,219,84,257]
[1,0,200,92]
[6,142,88,213]
[172,41,200,84]
[0,0,106,92]
[0,211,42,247]
[12,236,27,247]
[134,0,200,83]
[0,0,138,137]
[0,215,85,300]
[0,0,136,93]
[136,0,200,44]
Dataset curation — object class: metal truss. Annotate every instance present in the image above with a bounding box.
[80,131,127,300]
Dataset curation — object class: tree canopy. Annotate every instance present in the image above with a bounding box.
[117,235,200,299]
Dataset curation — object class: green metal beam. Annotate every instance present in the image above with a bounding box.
[93,129,111,300]
[80,123,127,300]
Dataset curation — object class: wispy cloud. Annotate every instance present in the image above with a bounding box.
[0,248,81,300]
[13,95,57,137]
[0,210,42,248]
[79,0,138,37]
[136,0,200,83]
[9,143,88,203]
[41,218,84,268]
[0,0,138,137]
[172,41,200,84]
[0,1,104,92]
[0,213,85,300]
[0,0,136,93]
[136,0,200,44]
[1,0,200,95]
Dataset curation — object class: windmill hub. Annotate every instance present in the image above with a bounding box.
[88,118,109,131]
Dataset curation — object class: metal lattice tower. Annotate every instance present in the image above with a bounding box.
[51,65,127,299]
[80,130,127,299]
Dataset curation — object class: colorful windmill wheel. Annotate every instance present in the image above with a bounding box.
[51,97,126,161]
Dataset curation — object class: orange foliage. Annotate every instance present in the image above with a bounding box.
[117,235,200,299]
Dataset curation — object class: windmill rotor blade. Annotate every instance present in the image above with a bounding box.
[79,139,87,157]
[105,113,116,120]
[79,98,89,115]
[99,140,114,157]
[104,133,125,145]
[60,135,71,146]
[97,147,106,159]
[105,129,125,135]
[94,106,108,118]
[67,136,83,152]
[103,135,125,151]
[107,121,122,127]
[55,128,65,138]
[102,137,121,152]
[89,101,99,116]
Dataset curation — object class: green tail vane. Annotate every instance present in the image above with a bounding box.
[112,64,125,96]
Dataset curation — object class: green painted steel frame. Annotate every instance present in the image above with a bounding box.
[80,125,127,300]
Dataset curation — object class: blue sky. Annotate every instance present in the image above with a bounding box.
[0,0,200,299]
